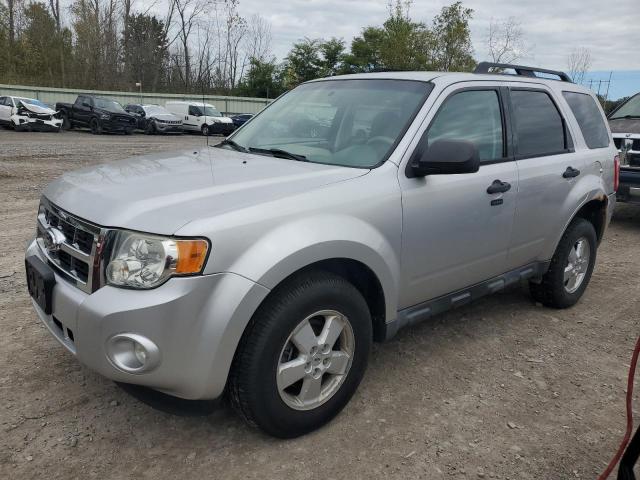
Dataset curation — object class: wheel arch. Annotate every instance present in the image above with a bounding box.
[549,191,609,259]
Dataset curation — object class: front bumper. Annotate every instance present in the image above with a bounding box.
[617,168,640,205]
[155,123,183,134]
[13,115,63,132]
[26,239,270,400]
[101,119,136,132]
[208,122,235,135]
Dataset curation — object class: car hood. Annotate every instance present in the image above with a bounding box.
[19,102,57,115]
[44,148,368,235]
[152,113,180,122]
[609,117,640,134]
[209,116,233,123]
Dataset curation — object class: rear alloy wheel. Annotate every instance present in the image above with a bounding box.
[530,218,597,308]
[201,124,210,136]
[229,271,372,438]
[90,118,102,135]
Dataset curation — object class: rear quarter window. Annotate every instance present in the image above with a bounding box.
[562,91,610,149]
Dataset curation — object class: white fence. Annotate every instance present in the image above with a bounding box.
[0,84,271,115]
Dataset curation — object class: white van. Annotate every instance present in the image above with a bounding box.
[165,101,235,136]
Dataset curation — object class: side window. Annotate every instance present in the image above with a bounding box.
[510,90,568,158]
[427,90,504,162]
[188,106,201,116]
[562,91,610,149]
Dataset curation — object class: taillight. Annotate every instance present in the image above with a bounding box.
[614,155,620,192]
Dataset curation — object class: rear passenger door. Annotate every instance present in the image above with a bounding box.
[399,85,518,308]
[506,86,584,269]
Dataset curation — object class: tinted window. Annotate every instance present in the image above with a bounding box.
[562,92,610,149]
[0,97,6,106]
[427,90,504,162]
[511,90,567,157]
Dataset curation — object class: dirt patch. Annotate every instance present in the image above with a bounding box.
[1,129,639,479]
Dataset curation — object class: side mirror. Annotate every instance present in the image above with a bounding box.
[409,139,480,177]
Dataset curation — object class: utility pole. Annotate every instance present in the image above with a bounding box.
[136,82,142,104]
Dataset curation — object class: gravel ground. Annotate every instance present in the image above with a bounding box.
[1,129,639,479]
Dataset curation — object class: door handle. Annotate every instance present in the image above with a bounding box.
[563,166,581,178]
[486,179,511,194]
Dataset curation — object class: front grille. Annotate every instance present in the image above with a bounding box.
[36,199,101,293]
[614,138,622,149]
[634,140,640,151]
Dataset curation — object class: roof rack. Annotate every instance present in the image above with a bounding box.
[474,62,573,83]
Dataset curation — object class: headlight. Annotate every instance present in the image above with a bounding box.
[100,113,111,120]
[105,231,209,289]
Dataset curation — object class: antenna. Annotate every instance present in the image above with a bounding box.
[202,75,209,148]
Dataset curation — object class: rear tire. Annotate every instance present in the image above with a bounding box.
[529,218,597,308]
[228,270,372,438]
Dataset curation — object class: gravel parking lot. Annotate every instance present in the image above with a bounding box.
[1,129,639,479]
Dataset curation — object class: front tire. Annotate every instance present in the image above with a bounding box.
[530,218,597,308]
[90,118,102,135]
[61,113,72,130]
[228,271,372,438]
[201,124,210,136]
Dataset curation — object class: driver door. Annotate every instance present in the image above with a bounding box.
[398,84,518,309]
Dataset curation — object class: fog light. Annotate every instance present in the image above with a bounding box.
[106,333,160,373]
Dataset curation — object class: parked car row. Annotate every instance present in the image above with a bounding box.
[0,94,254,136]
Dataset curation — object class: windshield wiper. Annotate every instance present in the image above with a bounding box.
[248,147,307,162]
[611,115,640,120]
[217,139,248,152]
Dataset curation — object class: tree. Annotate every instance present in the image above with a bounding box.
[346,26,385,72]
[236,56,284,98]
[429,2,475,71]
[285,38,324,86]
[320,37,346,76]
[173,0,206,89]
[486,17,529,64]
[567,47,592,85]
[122,14,169,91]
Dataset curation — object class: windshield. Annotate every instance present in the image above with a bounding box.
[191,106,221,117]
[94,98,126,112]
[17,98,49,109]
[226,79,431,168]
[610,94,640,119]
[144,105,171,116]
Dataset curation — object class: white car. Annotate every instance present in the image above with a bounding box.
[0,96,63,132]
[165,101,235,136]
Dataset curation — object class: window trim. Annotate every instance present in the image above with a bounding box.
[405,86,512,178]
[561,90,611,150]
[507,87,575,161]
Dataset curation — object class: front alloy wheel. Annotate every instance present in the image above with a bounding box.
[201,124,210,136]
[277,310,355,411]
[229,270,371,438]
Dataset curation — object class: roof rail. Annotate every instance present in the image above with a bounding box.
[474,62,573,83]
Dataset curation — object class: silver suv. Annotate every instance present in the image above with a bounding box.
[25,63,618,438]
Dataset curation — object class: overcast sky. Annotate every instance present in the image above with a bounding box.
[236,0,639,97]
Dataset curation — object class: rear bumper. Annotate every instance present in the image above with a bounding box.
[617,168,640,205]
